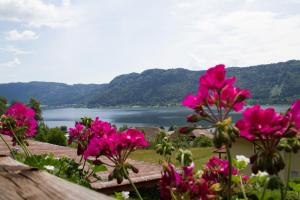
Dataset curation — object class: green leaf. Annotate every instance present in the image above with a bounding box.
[92,165,107,173]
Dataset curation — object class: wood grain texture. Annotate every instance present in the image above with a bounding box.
[0,156,114,200]
[0,135,161,194]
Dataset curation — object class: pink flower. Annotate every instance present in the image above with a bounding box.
[219,85,251,112]
[119,128,149,149]
[236,105,289,141]
[199,64,236,90]
[0,103,37,141]
[182,64,250,118]
[159,164,182,200]
[288,100,300,129]
[90,117,116,136]
[182,87,209,109]
[68,123,87,144]
[202,156,238,183]
[160,163,213,200]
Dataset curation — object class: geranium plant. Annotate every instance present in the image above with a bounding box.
[69,117,149,200]
[0,102,37,158]
[181,64,250,200]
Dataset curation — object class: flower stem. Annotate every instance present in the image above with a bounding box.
[0,134,15,158]
[260,177,269,200]
[8,122,32,157]
[284,153,292,199]
[122,166,143,200]
[226,145,232,200]
[240,176,248,200]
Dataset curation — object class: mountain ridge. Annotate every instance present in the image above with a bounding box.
[0,60,299,106]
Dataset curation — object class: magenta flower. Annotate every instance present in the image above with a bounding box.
[182,87,209,109]
[0,103,37,145]
[218,85,251,112]
[236,105,289,141]
[159,163,214,200]
[68,123,88,144]
[182,64,250,120]
[119,128,149,149]
[288,100,300,129]
[90,117,116,136]
[159,163,182,200]
[199,64,236,90]
[236,105,289,174]
[83,123,149,183]
[202,156,238,184]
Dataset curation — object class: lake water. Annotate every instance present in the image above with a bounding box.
[43,105,289,129]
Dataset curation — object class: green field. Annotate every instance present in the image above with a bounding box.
[129,147,214,170]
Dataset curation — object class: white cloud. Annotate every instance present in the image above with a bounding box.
[5,30,39,41]
[0,45,32,55]
[0,58,21,68]
[0,0,77,28]
[168,0,300,68]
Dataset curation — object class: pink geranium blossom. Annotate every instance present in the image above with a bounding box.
[199,64,236,90]
[202,156,238,184]
[288,100,300,129]
[0,103,37,145]
[82,121,149,183]
[68,117,117,156]
[182,64,250,120]
[159,163,213,200]
[236,105,289,141]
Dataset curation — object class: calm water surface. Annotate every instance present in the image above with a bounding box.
[43,105,289,128]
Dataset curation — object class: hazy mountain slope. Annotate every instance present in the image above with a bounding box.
[0,60,299,106]
[88,60,300,106]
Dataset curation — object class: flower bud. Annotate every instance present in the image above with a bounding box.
[93,159,103,165]
[130,165,139,173]
[187,114,200,123]
[235,90,250,103]
[179,126,194,134]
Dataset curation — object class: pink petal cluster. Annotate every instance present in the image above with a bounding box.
[68,123,90,144]
[288,100,300,129]
[199,64,236,90]
[236,105,289,141]
[68,117,117,156]
[202,156,238,184]
[84,128,149,160]
[182,64,250,113]
[160,163,213,200]
[0,103,37,139]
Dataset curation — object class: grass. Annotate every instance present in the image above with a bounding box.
[129,147,214,170]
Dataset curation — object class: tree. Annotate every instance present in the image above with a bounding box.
[47,127,67,146]
[28,97,43,122]
[0,96,7,115]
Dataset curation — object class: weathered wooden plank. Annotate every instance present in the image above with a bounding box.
[0,156,114,200]
[0,135,162,194]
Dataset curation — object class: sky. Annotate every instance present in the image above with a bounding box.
[0,0,300,84]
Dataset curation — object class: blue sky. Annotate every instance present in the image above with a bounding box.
[0,0,300,84]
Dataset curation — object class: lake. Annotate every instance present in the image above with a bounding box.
[43,105,289,129]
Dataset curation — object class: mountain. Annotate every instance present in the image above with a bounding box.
[0,60,299,106]
[0,82,106,106]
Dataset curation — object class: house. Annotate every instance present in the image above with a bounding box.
[169,126,213,140]
[231,137,300,182]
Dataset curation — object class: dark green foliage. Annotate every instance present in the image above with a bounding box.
[0,96,7,115]
[172,135,192,148]
[34,125,67,146]
[133,186,160,200]
[88,60,300,106]
[0,60,299,106]
[193,136,213,147]
[34,123,49,142]
[47,127,67,146]
[27,97,43,121]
